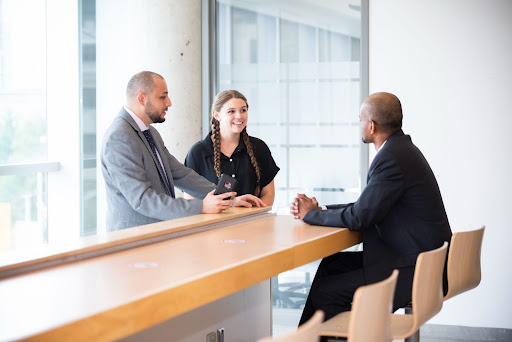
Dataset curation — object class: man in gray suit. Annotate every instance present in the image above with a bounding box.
[101,71,264,231]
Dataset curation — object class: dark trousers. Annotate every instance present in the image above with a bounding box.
[299,251,416,342]
[299,252,365,326]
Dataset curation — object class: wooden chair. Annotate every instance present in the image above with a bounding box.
[390,242,448,341]
[319,242,448,342]
[444,226,485,300]
[319,269,399,342]
[257,310,324,342]
[403,226,485,341]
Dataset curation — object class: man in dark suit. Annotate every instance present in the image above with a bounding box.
[290,92,452,326]
[101,71,264,231]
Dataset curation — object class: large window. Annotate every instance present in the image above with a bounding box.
[0,0,49,250]
[0,0,94,251]
[214,1,364,212]
[212,0,366,334]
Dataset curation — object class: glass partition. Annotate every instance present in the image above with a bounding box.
[214,0,365,334]
[216,0,363,213]
[0,0,48,251]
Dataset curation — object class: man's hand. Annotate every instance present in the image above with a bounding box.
[290,193,320,220]
[233,194,266,208]
[201,190,235,213]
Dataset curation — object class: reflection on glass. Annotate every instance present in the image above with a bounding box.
[217,0,362,335]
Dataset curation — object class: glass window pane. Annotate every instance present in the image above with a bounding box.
[80,0,97,236]
[0,0,47,164]
[0,1,49,252]
[0,174,48,251]
[280,20,316,63]
[216,0,363,335]
[1,0,93,250]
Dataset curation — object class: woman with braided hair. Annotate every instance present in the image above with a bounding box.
[184,90,279,206]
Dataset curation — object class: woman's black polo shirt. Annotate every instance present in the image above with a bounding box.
[184,132,280,196]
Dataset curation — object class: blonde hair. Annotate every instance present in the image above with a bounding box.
[211,90,261,196]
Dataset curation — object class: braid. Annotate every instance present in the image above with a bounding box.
[211,90,261,195]
[211,118,222,179]
[242,128,261,196]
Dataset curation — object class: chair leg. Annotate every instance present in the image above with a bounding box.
[405,330,420,342]
[403,306,420,342]
[404,306,413,315]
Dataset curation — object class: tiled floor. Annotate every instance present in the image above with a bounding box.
[273,308,498,342]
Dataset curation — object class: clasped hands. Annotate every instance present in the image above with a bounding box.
[290,193,321,220]
[202,190,265,214]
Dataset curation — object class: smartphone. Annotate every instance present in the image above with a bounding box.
[214,174,238,199]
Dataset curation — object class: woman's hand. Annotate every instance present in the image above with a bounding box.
[233,194,266,208]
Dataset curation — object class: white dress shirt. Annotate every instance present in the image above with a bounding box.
[124,106,169,181]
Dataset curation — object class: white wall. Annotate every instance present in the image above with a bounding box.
[369,0,512,329]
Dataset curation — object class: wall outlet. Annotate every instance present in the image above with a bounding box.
[206,331,217,342]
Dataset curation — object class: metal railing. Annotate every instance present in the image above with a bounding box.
[0,162,60,176]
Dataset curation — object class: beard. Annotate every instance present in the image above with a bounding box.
[145,99,165,123]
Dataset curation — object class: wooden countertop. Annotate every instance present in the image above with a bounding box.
[0,207,271,277]
[0,213,359,342]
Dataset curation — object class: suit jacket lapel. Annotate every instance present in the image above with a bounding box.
[119,109,173,196]
[147,126,175,197]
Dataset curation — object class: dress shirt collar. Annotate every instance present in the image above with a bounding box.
[376,129,405,153]
[376,140,387,153]
[376,129,406,153]
[124,106,150,131]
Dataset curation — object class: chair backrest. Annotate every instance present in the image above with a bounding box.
[444,226,485,300]
[257,310,324,342]
[411,241,448,329]
[348,269,399,342]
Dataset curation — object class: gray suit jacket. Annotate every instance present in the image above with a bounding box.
[101,108,215,231]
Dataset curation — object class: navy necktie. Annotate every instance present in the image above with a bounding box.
[143,130,172,195]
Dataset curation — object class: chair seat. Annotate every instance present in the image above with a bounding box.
[390,314,415,339]
[321,309,417,340]
[318,270,399,342]
[318,311,351,337]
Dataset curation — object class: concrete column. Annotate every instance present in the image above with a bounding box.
[96,0,203,232]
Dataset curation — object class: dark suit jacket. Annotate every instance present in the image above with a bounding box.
[303,130,452,286]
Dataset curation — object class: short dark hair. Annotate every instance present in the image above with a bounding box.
[126,71,164,99]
